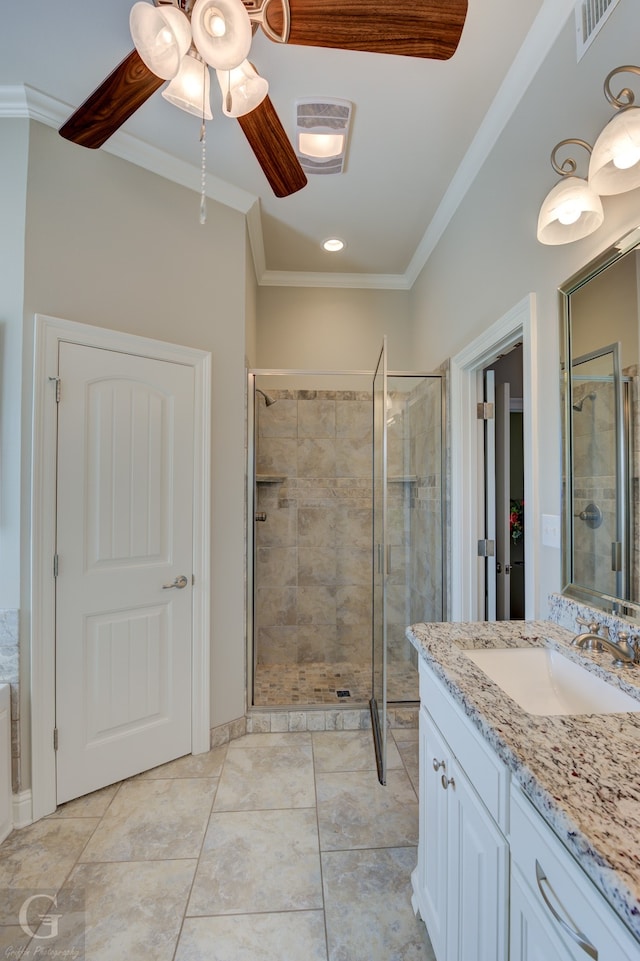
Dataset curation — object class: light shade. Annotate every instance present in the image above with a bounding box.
[216,61,268,117]
[191,0,252,71]
[129,2,191,80]
[589,107,640,195]
[537,176,604,245]
[162,53,213,119]
[298,132,345,160]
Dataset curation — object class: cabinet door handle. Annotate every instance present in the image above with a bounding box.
[535,860,598,960]
[441,774,455,790]
[432,758,445,772]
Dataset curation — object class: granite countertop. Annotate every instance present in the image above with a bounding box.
[406,619,640,942]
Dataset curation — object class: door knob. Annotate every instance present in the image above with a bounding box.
[163,575,189,589]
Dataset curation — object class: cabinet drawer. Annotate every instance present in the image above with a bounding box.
[510,784,640,961]
[419,660,508,830]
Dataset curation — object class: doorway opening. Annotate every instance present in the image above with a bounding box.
[481,344,525,620]
[247,367,445,711]
[449,295,537,622]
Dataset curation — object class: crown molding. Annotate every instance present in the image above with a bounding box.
[0,84,257,216]
[258,269,411,290]
[2,0,574,295]
[404,0,575,287]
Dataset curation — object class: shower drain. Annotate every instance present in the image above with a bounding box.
[336,689,351,698]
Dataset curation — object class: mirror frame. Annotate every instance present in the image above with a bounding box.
[560,224,640,621]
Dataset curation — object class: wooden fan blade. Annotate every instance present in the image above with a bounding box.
[59,51,164,149]
[266,0,468,59]
[237,96,307,198]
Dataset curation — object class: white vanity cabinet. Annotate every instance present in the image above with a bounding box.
[413,661,509,961]
[510,784,640,961]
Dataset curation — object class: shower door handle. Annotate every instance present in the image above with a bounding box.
[376,544,391,574]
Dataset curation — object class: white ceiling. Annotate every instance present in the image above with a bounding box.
[2,0,572,284]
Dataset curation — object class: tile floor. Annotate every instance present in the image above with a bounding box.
[253,660,419,705]
[0,728,435,961]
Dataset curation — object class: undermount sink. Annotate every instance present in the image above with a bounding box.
[465,647,640,716]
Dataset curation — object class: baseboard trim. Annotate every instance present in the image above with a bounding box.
[12,789,32,829]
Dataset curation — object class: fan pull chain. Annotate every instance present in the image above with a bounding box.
[199,121,207,225]
[199,59,208,225]
[226,72,232,115]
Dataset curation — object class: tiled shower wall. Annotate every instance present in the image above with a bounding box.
[385,380,443,665]
[572,373,640,600]
[255,391,373,667]
[255,384,443,671]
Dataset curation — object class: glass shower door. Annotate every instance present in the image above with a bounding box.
[571,343,627,598]
[371,338,388,784]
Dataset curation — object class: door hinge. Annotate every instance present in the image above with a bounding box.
[53,728,59,751]
[478,539,495,557]
[48,376,61,403]
[53,554,59,577]
[477,402,494,420]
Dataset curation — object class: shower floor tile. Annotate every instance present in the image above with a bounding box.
[253,660,418,706]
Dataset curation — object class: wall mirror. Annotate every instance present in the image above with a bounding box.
[561,225,640,619]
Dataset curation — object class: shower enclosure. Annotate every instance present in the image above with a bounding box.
[247,363,445,718]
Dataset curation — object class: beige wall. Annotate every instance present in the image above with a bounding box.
[407,5,640,615]
[0,120,28,612]
[256,286,413,371]
[12,122,253,791]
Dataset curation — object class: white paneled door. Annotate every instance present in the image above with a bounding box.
[55,342,195,804]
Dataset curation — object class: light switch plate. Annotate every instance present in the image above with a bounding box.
[542,514,561,549]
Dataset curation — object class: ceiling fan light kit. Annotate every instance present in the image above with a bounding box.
[538,65,640,245]
[59,0,469,198]
[162,50,213,118]
[216,60,269,117]
[190,0,253,71]
[129,2,192,79]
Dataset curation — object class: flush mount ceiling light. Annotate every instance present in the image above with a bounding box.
[537,139,604,245]
[589,65,640,195]
[322,238,345,252]
[296,99,353,175]
[59,0,469,199]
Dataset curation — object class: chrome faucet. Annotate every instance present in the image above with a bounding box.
[572,621,637,667]
[571,616,604,651]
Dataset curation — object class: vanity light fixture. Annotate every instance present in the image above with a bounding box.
[537,139,604,245]
[589,65,640,195]
[537,65,640,245]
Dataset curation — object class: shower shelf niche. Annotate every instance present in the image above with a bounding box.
[389,475,417,483]
[256,475,286,484]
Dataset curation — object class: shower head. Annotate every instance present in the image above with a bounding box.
[572,392,596,412]
[256,387,277,407]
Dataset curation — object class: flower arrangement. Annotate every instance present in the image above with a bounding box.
[510,499,524,543]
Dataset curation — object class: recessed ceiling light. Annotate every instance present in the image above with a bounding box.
[323,238,345,252]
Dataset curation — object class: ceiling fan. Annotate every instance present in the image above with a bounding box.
[59,0,469,199]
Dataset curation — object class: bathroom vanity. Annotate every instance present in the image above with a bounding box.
[407,619,640,961]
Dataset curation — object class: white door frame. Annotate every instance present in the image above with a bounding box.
[449,295,539,622]
[30,314,211,821]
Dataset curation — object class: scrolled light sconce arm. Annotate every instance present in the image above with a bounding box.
[590,65,640,195]
[537,139,603,245]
